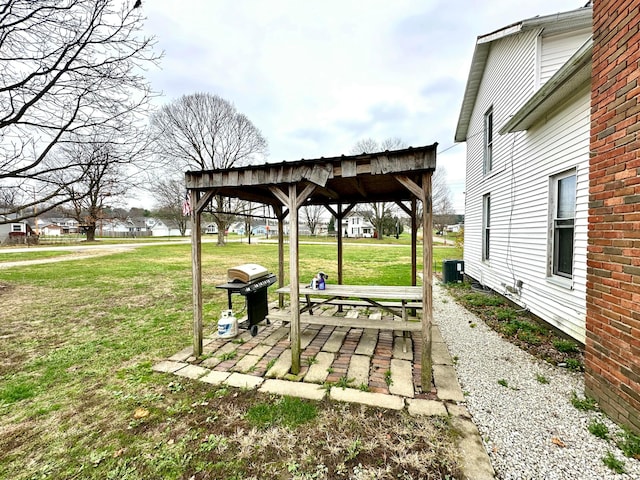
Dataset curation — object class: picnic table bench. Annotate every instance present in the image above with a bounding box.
[269,284,423,334]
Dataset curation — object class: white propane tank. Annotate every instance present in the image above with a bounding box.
[217,309,238,338]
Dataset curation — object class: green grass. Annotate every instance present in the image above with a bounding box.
[535,374,549,384]
[570,391,598,411]
[246,396,318,429]
[460,292,505,307]
[0,250,73,262]
[553,339,579,353]
[602,451,626,474]
[0,241,464,479]
[617,428,640,459]
[588,418,610,439]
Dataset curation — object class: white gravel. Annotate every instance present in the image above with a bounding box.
[433,281,640,480]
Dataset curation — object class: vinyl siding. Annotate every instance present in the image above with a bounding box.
[463,28,590,342]
[538,28,592,87]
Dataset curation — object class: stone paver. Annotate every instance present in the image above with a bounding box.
[407,398,447,416]
[266,349,292,378]
[347,354,371,387]
[263,326,289,346]
[152,360,186,373]
[322,330,347,353]
[447,404,472,418]
[225,372,264,389]
[431,325,445,343]
[355,329,378,356]
[234,354,261,372]
[168,347,193,362]
[330,387,404,410]
[393,336,413,360]
[432,341,453,365]
[452,417,496,480]
[175,364,209,379]
[433,365,465,402]
[260,379,326,400]
[248,344,272,357]
[300,329,317,349]
[345,309,359,318]
[304,351,334,383]
[388,358,414,397]
[368,312,382,320]
[200,370,231,385]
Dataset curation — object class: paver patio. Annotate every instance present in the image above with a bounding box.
[153,302,494,479]
[154,302,464,407]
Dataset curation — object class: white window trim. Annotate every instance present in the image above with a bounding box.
[482,193,491,263]
[548,169,576,283]
[484,107,494,175]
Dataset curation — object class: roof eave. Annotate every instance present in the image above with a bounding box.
[454,6,592,143]
[498,38,593,134]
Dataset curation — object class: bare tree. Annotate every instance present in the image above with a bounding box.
[56,137,139,241]
[302,205,324,235]
[151,93,268,245]
[358,203,395,240]
[0,0,159,222]
[151,178,190,237]
[350,138,407,240]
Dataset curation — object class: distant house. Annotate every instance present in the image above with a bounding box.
[47,217,81,234]
[342,213,374,238]
[455,5,592,341]
[40,223,63,236]
[147,218,190,237]
[0,215,37,245]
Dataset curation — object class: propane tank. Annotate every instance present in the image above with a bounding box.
[217,309,238,338]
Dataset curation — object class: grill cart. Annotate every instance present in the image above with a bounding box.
[216,264,276,336]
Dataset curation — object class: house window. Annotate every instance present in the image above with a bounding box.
[484,107,494,174]
[551,171,576,278]
[482,193,491,261]
[11,224,22,232]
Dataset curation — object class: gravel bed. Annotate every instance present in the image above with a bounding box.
[433,281,640,480]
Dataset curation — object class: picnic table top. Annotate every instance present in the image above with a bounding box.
[276,283,423,301]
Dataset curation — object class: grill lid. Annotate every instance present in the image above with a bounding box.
[227,263,268,283]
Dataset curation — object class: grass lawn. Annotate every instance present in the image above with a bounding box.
[0,242,463,480]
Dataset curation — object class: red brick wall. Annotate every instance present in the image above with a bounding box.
[586,0,640,434]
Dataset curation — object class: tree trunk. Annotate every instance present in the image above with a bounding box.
[86,225,96,242]
[216,219,226,246]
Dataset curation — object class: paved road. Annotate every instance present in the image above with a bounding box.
[0,236,453,269]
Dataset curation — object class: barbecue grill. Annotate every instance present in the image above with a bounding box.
[216,264,276,336]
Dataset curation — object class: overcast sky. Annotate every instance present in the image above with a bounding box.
[138,0,587,213]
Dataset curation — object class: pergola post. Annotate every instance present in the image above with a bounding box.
[394,174,434,390]
[274,204,287,308]
[421,173,433,391]
[190,190,203,357]
[287,185,301,374]
[189,190,215,357]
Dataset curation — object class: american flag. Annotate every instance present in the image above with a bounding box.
[182,192,192,216]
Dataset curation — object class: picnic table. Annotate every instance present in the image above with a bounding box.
[270,283,423,333]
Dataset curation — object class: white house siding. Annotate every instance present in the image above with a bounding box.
[463,29,590,342]
[538,28,592,87]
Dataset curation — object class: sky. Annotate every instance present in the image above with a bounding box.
[137,0,587,213]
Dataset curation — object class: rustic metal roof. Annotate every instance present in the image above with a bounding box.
[185,144,437,207]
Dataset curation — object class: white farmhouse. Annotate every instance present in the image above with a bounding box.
[455,5,592,342]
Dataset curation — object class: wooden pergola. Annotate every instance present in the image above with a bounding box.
[185,144,437,389]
